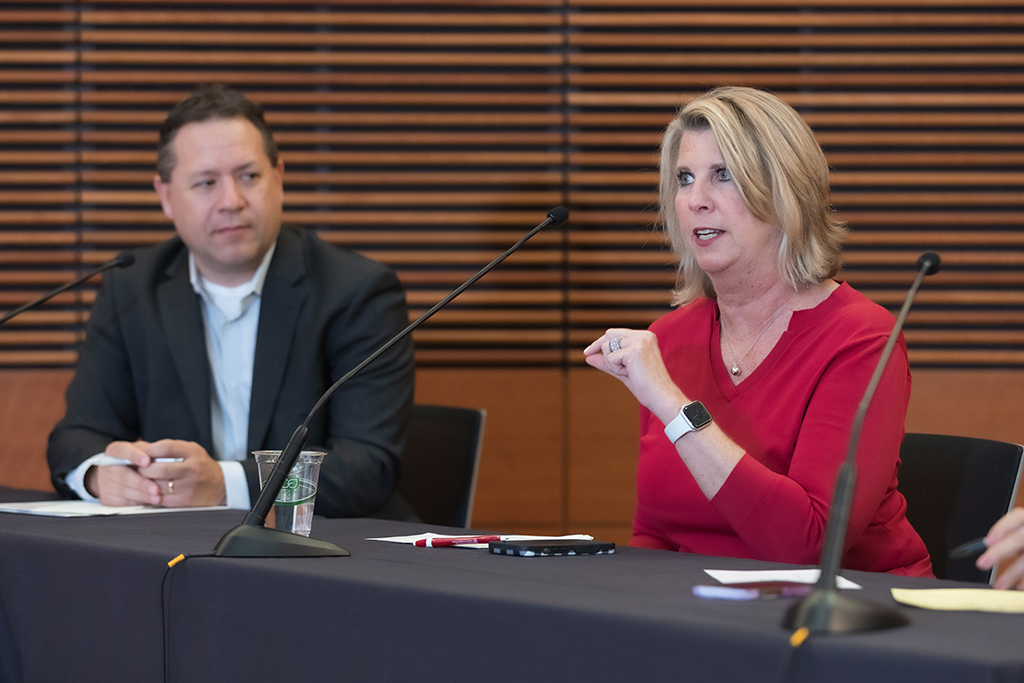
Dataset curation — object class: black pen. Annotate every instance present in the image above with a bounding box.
[948,537,988,560]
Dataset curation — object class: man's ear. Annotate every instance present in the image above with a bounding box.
[153,174,174,221]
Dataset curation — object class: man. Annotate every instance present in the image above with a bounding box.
[47,84,415,518]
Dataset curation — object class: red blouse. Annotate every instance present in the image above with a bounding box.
[631,282,933,577]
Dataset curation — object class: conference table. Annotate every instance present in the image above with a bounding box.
[0,486,1021,683]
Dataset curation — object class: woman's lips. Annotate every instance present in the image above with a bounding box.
[694,228,723,242]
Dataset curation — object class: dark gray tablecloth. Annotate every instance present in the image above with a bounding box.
[0,487,1021,683]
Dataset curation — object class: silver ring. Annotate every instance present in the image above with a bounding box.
[609,336,622,353]
[167,480,174,494]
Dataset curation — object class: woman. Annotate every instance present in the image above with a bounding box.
[584,86,932,576]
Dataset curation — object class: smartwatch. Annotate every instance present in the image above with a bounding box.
[663,401,713,443]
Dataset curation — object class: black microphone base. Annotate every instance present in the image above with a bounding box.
[783,587,909,634]
[213,523,349,558]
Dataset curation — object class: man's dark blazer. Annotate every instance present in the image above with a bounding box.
[47,226,415,518]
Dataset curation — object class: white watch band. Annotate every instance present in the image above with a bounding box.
[664,406,696,444]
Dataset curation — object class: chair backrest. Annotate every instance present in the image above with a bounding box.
[898,432,1024,584]
[399,404,486,528]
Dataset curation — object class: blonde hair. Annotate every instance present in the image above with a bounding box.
[658,86,846,305]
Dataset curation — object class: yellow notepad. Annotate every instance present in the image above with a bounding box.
[891,588,1024,614]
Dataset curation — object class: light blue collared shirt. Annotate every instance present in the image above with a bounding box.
[189,244,276,509]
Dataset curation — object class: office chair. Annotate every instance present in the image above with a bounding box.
[897,432,1024,584]
[394,404,486,529]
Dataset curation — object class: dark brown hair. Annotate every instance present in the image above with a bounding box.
[156,84,278,181]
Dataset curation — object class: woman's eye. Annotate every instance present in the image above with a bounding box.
[715,168,732,182]
[676,170,694,186]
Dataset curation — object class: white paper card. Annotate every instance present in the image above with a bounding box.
[0,500,227,517]
[704,568,862,590]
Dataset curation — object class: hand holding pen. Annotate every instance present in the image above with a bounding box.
[949,508,1024,590]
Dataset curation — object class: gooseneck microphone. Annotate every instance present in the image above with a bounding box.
[213,206,570,558]
[784,251,941,635]
[0,253,135,327]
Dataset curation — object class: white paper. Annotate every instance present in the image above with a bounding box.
[704,568,862,590]
[0,500,227,518]
[367,532,594,549]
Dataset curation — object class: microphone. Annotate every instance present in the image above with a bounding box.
[213,206,570,558]
[784,251,941,634]
[917,251,940,276]
[0,253,135,327]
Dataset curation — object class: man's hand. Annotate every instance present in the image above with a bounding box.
[85,441,163,506]
[85,439,226,508]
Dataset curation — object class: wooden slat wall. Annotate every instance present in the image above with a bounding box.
[566,0,1024,367]
[0,2,83,366]
[0,0,1022,369]
[2,0,569,367]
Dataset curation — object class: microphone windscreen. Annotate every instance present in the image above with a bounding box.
[547,206,569,226]
[117,252,136,269]
[918,251,940,275]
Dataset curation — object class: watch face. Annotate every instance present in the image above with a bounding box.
[683,401,712,429]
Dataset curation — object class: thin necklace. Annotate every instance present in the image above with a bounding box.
[721,291,798,377]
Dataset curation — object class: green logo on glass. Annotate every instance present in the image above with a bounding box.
[275,477,317,506]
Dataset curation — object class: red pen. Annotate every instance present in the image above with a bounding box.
[414,535,502,548]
